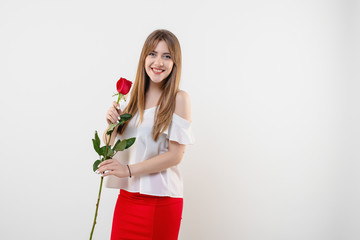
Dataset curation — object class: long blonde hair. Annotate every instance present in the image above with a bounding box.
[118,29,182,141]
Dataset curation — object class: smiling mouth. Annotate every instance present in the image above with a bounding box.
[151,68,165,74]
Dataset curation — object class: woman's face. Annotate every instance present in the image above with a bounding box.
[145,40,174,84]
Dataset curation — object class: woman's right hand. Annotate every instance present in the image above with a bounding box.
[106,101,122,125]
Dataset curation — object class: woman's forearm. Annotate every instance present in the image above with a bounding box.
[97,142,187,179]
[129,143,186,176]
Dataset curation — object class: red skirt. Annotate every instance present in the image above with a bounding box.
[111,189,183,240]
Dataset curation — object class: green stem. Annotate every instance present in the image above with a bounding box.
[89,176,103,240]
[90,132,112,240]
[117,94,123,104]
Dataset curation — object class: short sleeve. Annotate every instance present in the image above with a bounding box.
[165,113,194,145]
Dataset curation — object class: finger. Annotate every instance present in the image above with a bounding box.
[110,108,120,119]
[109,109,120,123]
[99,161,119,171]
[98,159,113,168]
[106,107,117,123]
[97,165,109,174]
[109,108,120,120]
[98,160,121,174]
[97,165,117,175]
[97,163,112,172]
[113,101,122,115]
[102,171,115,177]
[107,112,118,123]
[106,114,116,124]
[113,101,120,111]
[106,113,113,123]
[96,167,106,173]
[98,160,117,172]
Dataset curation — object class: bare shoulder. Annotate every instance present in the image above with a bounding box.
[174,90,191,121]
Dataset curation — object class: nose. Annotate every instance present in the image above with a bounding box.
[154,56,164,67]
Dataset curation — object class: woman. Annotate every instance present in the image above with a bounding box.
[97,29,194,239]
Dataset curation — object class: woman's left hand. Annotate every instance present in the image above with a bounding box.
[97,159,129,178]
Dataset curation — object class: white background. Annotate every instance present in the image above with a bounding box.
[1,0,359,239]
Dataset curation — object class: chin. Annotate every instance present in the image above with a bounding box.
[150,77,165,84]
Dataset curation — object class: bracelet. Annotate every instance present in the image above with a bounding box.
[126,164,132,178]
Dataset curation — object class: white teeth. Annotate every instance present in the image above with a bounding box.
[152,68,163,73]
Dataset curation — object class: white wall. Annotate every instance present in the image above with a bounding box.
[0,0,359,239]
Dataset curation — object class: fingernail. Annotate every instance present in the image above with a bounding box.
[118,116,120,120]
[117,106,120,110]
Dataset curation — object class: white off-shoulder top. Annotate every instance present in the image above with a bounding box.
[105,106,194,198]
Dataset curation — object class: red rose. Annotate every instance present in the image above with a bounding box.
[116,77,132,95]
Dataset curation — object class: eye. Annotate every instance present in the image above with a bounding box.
[164,55,171,59]
[149,52,156,56]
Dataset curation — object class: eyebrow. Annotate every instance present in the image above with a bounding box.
[152,51,171,55]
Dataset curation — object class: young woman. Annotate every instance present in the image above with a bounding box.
[97,29,194,240]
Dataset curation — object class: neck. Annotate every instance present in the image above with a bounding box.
[148,80,163,94]
[145,80,163,108]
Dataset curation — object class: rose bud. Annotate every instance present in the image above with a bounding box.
[116,77,132,95]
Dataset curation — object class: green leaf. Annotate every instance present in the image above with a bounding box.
[99,146,106,156]
[107,148,114,158]
[113,139,121,150]
[118,114,132,125]
[125,137,136,149]
[120,113,132,121]
[107,122,121,135]
[92,131,101,155]
[93,160,101,172]
[94,131,100,147]
[99,145,114,158]
[113,140,127,152]
[92,139,101,155]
